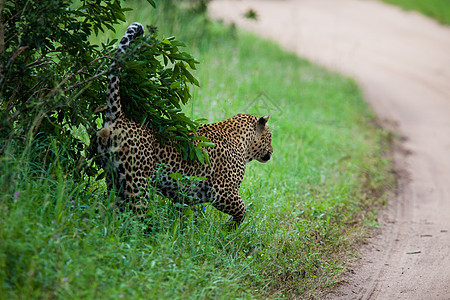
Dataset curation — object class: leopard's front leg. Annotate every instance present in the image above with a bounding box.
[211,186,246,227]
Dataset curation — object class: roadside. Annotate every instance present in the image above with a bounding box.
[209,0,450,298]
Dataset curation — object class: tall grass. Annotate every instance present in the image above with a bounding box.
[0,1,393,298]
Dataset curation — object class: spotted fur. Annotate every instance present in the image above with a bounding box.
[97,23,273,225]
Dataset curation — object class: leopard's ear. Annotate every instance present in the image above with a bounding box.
[258,115,270,126]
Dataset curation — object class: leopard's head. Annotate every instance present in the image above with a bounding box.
[247,115,273,163]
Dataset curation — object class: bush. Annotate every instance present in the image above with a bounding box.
[0,0,205,178]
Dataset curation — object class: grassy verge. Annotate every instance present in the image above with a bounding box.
[0,1,393,298]
[381,0,450,25]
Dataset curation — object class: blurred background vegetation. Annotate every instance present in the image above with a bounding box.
[382,0,450,25]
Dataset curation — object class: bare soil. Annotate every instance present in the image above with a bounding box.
[209,0,450,299]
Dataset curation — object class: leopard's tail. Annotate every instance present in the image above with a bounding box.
[105,22,144,124]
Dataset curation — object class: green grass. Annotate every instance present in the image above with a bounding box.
[381,0,450,25]
[0,1,393,299]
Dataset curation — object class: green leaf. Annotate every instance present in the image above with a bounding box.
[195,148,204,164]
[191,136,209,142]
[146,0,156,8]
[169,81,181,89]
[198,142,216,148]
[203,151,211,166]
[169,173,183,181]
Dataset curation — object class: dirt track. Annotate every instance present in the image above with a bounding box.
[209,0,450,298]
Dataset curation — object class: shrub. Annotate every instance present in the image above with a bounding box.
[0,0,205,178]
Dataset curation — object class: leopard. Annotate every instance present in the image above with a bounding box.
[97,23,273,226]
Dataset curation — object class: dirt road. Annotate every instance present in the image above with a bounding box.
[209,0,450,298]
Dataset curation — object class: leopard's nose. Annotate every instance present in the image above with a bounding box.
[261,153,271,162]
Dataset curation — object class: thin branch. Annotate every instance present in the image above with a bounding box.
[26,50,57,68]
[58,55,110,90]
[0,0,6,53]
[0,0,7,83]
[27,61,51,70]
[7,86,50,122]
[7,78,43,113]
[63,69,108,93]
[90,55,110,65]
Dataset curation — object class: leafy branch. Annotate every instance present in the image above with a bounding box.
[0,0,210,179]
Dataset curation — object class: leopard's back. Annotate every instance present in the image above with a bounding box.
[97,23,273,226]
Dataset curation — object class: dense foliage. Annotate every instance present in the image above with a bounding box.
[0,0,206,178]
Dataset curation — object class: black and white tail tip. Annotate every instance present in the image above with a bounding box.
[116,22,144,54]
